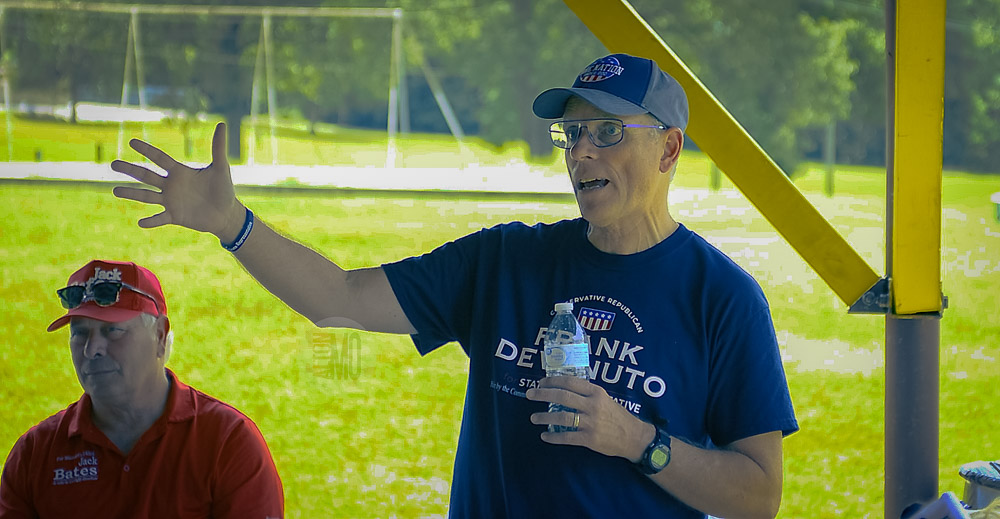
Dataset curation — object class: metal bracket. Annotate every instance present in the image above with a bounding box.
[848,277,948,315]
[848,277,891,314]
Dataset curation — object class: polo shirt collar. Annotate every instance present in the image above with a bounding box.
[164,369,197,423]
[65,393,96,440]
[65,369,196,441]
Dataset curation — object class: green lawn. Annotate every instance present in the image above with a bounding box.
[1,128,999,517]
[0,114,559,170]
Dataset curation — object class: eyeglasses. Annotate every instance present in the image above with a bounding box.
[548,118,667,149]
[57,282,161,314]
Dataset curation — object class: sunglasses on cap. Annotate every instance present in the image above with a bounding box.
[57,281,161,314]
[548,118,667,149]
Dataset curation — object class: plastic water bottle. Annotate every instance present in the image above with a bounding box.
[542,302,590,432]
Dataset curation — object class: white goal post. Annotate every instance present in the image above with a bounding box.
[0,1,467,167]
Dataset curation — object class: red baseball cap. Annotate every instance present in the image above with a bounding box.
[47,260,168,333]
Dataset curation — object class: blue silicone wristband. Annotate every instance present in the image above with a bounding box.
[221,207,254,252]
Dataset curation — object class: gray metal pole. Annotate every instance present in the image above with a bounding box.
[884,1,941,517]
[885,316,940,518]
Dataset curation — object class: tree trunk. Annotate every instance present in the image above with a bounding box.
[225,112,242,162]
[68,70,78,124]
[510,0,552,158]
[212,21,248,162]
[337,103,349,125]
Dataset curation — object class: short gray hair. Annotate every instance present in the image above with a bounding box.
[644,113,681,181]
[140,313,173,364]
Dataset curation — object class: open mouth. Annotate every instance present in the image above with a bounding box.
[577,178,610,191]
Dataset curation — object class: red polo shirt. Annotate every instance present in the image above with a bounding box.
[0,370,283,518]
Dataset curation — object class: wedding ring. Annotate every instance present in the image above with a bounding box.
[573,412,580,428]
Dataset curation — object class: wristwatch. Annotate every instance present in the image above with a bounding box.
[636,424,671,475]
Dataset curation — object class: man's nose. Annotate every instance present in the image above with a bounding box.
[82,331,108,359]
[569,126,599,159]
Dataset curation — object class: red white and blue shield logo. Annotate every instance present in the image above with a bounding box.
[577,56,625,83]
[577,307,615,332]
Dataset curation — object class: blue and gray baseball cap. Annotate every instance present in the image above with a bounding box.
[532,53,689,131]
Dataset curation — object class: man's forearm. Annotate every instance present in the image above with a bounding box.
[228,215,347,323]
[221,205,412,334]
[632,425,783,519]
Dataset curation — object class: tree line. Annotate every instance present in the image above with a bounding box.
[3,0,998,173]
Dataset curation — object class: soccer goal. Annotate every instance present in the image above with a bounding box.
[0,1,466,169]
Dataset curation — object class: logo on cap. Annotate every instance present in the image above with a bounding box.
[85,267,123,288]
[578,56,624,83]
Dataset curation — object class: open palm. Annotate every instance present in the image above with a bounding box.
[112,122,240,238]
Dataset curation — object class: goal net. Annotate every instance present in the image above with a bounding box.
[0,2,461,170]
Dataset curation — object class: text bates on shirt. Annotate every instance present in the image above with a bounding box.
[52,450,99,486]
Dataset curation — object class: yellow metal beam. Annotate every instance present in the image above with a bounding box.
[562,0,881,307]
[892,0,945,314]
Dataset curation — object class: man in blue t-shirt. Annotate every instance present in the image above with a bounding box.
[112,53,797,518]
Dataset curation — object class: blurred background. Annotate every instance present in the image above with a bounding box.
[0,0,996,174]
[0,1,997,518]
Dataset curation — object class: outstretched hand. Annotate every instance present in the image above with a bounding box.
[526,376,654,463]
[111,122,242,239]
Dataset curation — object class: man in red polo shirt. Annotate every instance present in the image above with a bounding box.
[0,260,284,518]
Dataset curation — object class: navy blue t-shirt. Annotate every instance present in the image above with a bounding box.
[382,219,798,518]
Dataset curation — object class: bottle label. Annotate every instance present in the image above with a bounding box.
[543,343,589,370]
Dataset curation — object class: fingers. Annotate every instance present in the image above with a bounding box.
[113,186,162,205]
[137,211,172,229]
[538,428,587,447]
[211,122,228,167]
[110,160,167,189]
[530,410,580,429]
[111,185,171,228]
[536,375,598,396]
[129,138,183,172]
[532,411,589,447]
[110,185,171,228]
[525,386,588,410]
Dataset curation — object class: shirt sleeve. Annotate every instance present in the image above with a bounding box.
[381,229,483,355]
[0,434,39,519]
[706,296,799,447]
[209,419,284,519]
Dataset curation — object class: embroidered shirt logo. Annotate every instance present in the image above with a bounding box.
[578,56,625,83]
[52,451,99,485]
[578,307,615,332]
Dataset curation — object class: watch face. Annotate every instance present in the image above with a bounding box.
[650,446,670,469]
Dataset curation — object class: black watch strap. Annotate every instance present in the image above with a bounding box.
[637,423,672,475]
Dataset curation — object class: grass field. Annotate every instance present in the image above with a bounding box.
[0,114,556,170]
[1,122,999,517]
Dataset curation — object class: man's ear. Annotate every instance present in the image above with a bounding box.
[659,128,684,174]
[155,316,169,358]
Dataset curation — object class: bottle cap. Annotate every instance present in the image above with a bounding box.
[554,302,574,312]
